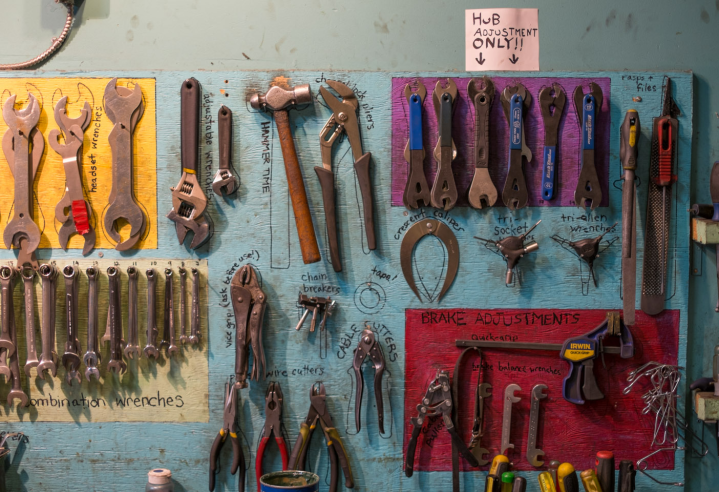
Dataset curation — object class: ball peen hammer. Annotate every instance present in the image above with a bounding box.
[251,83,320,264]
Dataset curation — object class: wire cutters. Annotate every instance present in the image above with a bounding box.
[256,382,289,490]
[209,383,245,492]
[352,328,386,433]
[230,265,267,388]
[289,382,354,491]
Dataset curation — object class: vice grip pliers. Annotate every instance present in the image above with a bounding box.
[209,383,245,491]
[352,328,386,433]
[230,265,267,388]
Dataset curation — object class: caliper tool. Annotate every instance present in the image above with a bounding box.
[209,382,245,492]
[621,110,641,324]
[402,81,431,209]
[405,370,478,477]
[642,78,679,315]
[167,78,213,249]
[352,328,386,433]
[475,220,541,285]
[289,382,354,491]
[61,265,82,385]
[2,93,43,268]
[430,78,459,210]
[467,76,497,209]
[573,83,603,210]
[538,83,566,201]
[37,264,58,379]
[551,222,618,290]
[212,105,239,197]
[49,95,95,254]
[256,381,289,491]
[230,265,266,388]
[400,219,459,303]
[500,83,532,210]
[318,80,376,271]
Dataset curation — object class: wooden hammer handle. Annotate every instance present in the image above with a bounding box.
[274,110,321,264]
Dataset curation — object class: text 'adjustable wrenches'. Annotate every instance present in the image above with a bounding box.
[467,76,498,209]
[37,264,58,379]
[84,267,101,381]
[178,268,188,344]
[1,266,28,407]
[431,78,459,211]
[168,78,213,249]
[573,83,603,210]
[538,84,566,201]
[403,81,431,209]
[21,266,39,376]
[49,96,95,255]
[190,268,201,344]
[642,79,679,316]
[144,269,159,359]
[212,105,239,197]
[106,267,126,375]
[500,83,532,210]
[231,265,266,389]
[295,294,335,333]
[475,220,541,286]
[2,93,43,268]
[209,382,245,492]
[500,383,521,457]
[526,384,548,467]
[61,265,82,385]
[621,110,641,325]
[352,328,386,434]
[124,267,140,359]
[162,269,179,357]
[103,78,146,251]
[256,382,290,491]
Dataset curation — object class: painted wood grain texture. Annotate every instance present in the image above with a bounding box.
[0,78,158,250]
[0,70,692,492]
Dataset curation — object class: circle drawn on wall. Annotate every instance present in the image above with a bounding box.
[354,282,386,315]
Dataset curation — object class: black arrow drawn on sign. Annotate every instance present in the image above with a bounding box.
[475,53,485,65]
[509,54,519,64]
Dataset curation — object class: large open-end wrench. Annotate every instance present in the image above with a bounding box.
[402,81,431,209]
[37,264,58,379]
[164,269,179,357]
[5,276,28,407]
[124,267,140,359]
[431,78,458,211]
[144,268,159,359]
[468,382,492,466]
[500,84,532,210]
[178,267,188,344]
[106,266,126,374]
[212,105,238,196]
[103,78,146,251]
[501,383,521,456]
[190,268,202,345]
[527,384,548,467]
[467,76,498,209]
[573,83,603,210]
[84,267,100,381]
[21,266,38,376]
[0,266,16,356]
[62,265,82,385]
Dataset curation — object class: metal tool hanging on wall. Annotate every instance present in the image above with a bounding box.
[621,110,641,325]
[431,78,459,210]
[573,83,603,210]
[500,83,532,210]
[467,76,498,209]
[402,81,431,209]
[538,83,566,201]
[295,293,335,359]
[230,265,266,388]
[212,105,239,197]
[352,327,386,434]
[690,194,719,312]
[475,220,541,286]
[642,78,679,316]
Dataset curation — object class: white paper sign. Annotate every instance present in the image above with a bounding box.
[465,8,539,71]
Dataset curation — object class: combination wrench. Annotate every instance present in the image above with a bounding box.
[163,269,179,357]
[402,81,431,209]
[124,267,140,359]
[61,265,82,385]
[500,84,532,210]
[527,384,548,467]
[430,78,458,211]
[212,105,238,196]
[467,76,498,209]
[501,383,521,456]
[0,266,16,356]
[538,84,566,201]
[106,266,126,374]
[573,82,604,209]
[144,268,159,359]
[178,267,188,344]
[84,267,100,381]
[21,266,39,376]
[468,382,492,466]
[37,264,58,379]
[3,267,28,406]
[190,267,201,345]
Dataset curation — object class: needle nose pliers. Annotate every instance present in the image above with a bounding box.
[209,382,245,491]
[256,382,289,490]
[352,328,386,433]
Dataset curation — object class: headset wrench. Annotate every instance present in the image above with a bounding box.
[190,268,201,345]
[2,94,43,268]
[467,76,498,209]
[468,382,491,465]
[144,269,159,359]
[402,81,431,209]
[501,383,521,456]
[21,266,39,376]
[84,267,100,381]
[37,264,58,379]
[3,267,28,406]
[178,267,188,344]
[163,269,179,357]
[500,84,532,210]
[124,267,140,359]
[61,265,82,385]
[538,84,566,201]
[573,83,603,209]
[430,78,459,211]
[106,267,126,375]
[212,105,238,196]
[526,384,548,467]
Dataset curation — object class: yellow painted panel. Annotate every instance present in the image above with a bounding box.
[0,78,157,250]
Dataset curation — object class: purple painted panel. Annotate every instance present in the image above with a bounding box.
[390,77,611,208]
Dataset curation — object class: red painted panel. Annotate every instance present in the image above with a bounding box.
[403,309,680,472]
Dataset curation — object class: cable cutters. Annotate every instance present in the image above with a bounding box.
[209,382,245,492]
[352,328,386,434]
[256,382,289,491]
[230,265,267,388]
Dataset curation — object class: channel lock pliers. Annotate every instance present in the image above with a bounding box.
[256,382,289,491]
[230,265,267,388]
[289,382,354,492]
[209,382,245,492]
[352,328,386,434]
[317,80,376,273]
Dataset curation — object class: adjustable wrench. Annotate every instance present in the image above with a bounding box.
[468,382,492,466]
[143,268,159,359]
[500,84,532,210]
[573,83,603,210]
[402,81,431,209]
[4,271,28,407]
[21,266,39,376]
[61,265,82,385]
[190,267,201,345]
[124,267,140,359]
[106,266,126,374]
[430,78,458,211]
[103,78,147,250]
[178,267,188,344]
[501,383,521,456]
[527,384,548,467]
[37,264,58,379]
[163,268,179,357]
[84,267,100,381]
[467,76,498,209]
[538,84,566,201]
[0,266,16,356]
[2,94,43,267]
[212,105,239,196]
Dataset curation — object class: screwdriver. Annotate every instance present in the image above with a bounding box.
[557,463,579,492]
[501,472,515,492]
[538,471,558,492]
[548,460,561,487]
[485,455,510,492]
[512,476,527,492]
[579,470,603,492]
[595,451,614,492]
[618,460,636,492]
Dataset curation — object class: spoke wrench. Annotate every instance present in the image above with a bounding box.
[500,84,532,210]
[573,82,603,209]
[212,105,238,196]
[124,267,140,359]
[402,81,431,209]
[430,78,458,210]
[62,265,82,384]
[467,76,498,209]
[538,83,566,201]
[526,384,548,467]
[84,266,101,381]
[37,264,58,379]
[144,269,159,359]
